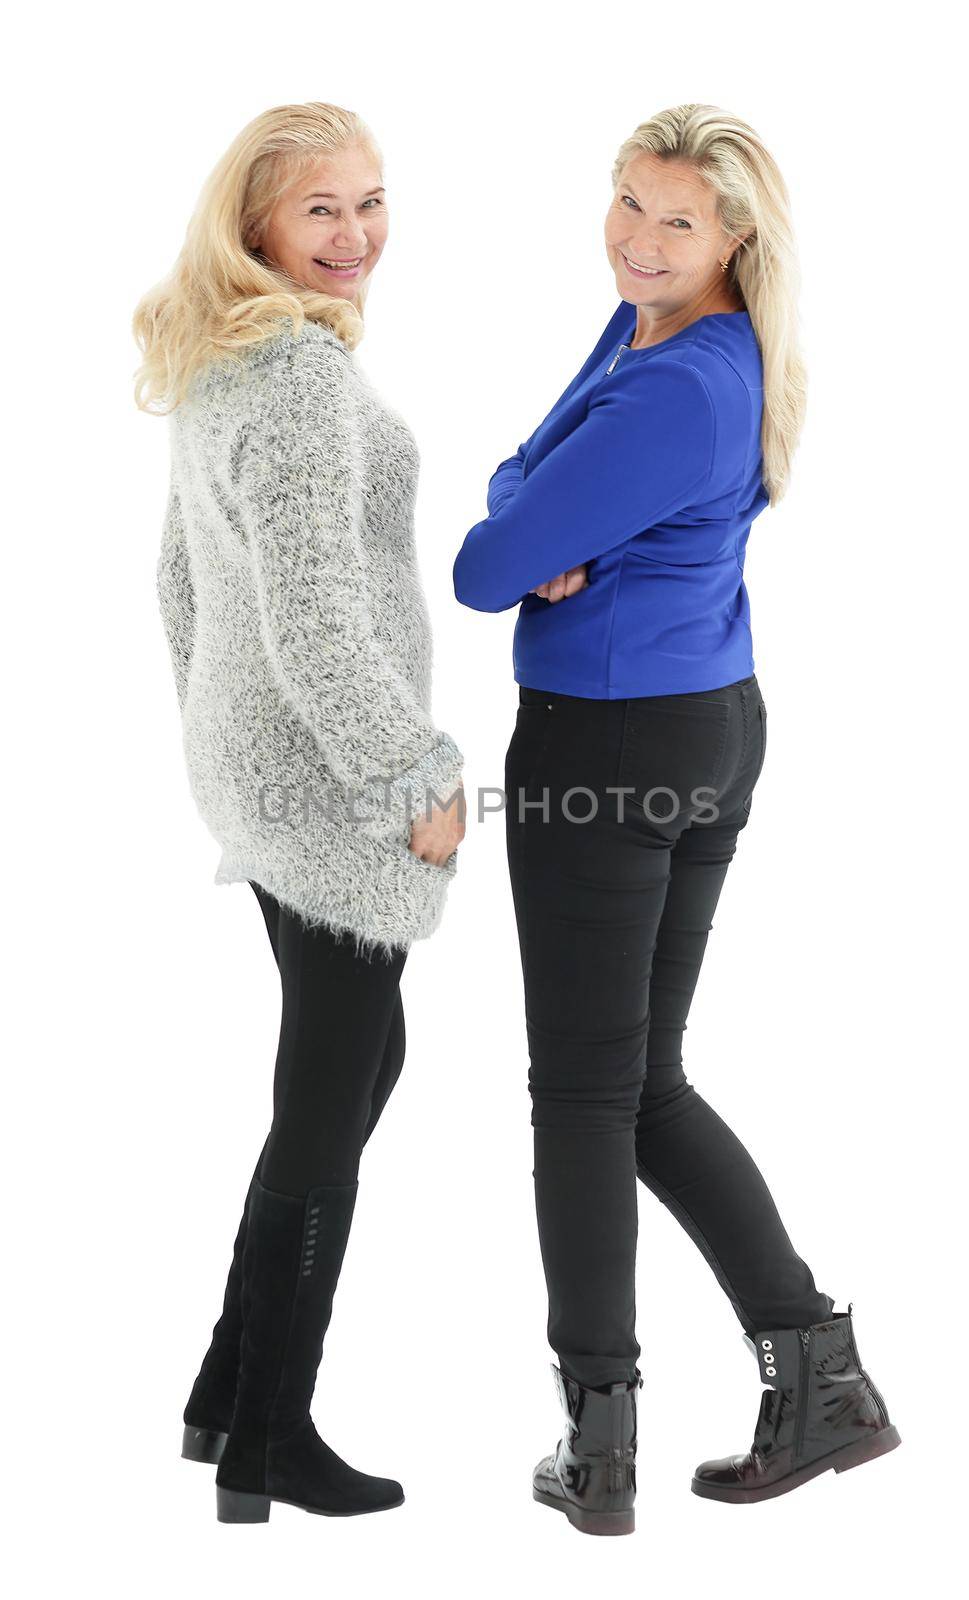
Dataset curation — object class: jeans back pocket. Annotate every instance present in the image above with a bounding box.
[616,698,731,826]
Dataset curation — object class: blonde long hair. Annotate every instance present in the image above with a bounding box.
[132,102,379,414]
[136,101,803,502]
[613,105,805,505]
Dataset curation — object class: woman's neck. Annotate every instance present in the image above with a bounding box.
[629,293,746,350]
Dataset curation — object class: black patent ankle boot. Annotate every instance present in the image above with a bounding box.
[214,1177,404,1523]
[692,1304,901,1502]
[533,1363,642,1535]
[181,1142,268,1464]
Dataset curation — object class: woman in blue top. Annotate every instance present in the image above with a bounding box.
[454,104,900,1531]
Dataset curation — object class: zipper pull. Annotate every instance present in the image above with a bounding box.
[605,343,627,375]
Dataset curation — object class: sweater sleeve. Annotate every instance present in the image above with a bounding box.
[453,357,717,614]
[239,339,463,826]
[156,477,196,713]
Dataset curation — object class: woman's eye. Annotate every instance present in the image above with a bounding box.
[310,199,383,217]
[620,197,690,228]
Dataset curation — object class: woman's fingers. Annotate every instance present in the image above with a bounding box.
[563,564,588,595]
[530,565,589,603]
[408,781,467,867]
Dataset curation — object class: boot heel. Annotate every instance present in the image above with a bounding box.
[566,1503,635,1536]
[833,1424,902,1473]
[181,1425,228,1464]
[216,1486,271,1523]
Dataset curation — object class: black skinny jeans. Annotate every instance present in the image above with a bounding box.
[505,673,834,1389]
[247,882,409,1198]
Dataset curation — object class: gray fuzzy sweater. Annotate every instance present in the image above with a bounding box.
[156,318,464,960]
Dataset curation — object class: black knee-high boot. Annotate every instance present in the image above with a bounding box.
[181,1140,269,1463]
[182,1015,405,1464]
[214,1177,403,1522]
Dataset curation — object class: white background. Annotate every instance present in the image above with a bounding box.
[5,2,963,1593]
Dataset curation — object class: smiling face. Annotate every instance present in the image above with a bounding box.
[604,151,743,321]
[252,143,388,298]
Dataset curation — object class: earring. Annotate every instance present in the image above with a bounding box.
[719,258,729,273]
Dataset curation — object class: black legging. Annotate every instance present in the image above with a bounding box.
[505,674,833,1390]
[248,881,409,1197]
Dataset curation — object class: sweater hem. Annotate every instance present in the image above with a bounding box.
[213,849,453,963]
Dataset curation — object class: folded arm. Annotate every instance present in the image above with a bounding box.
[483,300,634,523]
[454,358,717,614]
[486,446,529,517]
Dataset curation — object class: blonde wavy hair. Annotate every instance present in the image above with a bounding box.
[136,100,802,501]
[613,105,805,505]
[132,102,379,414]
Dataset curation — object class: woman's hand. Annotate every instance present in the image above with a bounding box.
[530,564,589,603]
[408,778,467,867]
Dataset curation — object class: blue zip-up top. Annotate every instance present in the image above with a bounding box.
[452,299,770,697]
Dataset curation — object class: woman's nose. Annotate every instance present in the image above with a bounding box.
[626,228,662,258]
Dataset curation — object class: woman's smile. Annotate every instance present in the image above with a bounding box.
[620,250,668,279]
[313,253,368,279]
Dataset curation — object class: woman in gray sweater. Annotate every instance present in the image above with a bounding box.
[134,103,464,1524]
